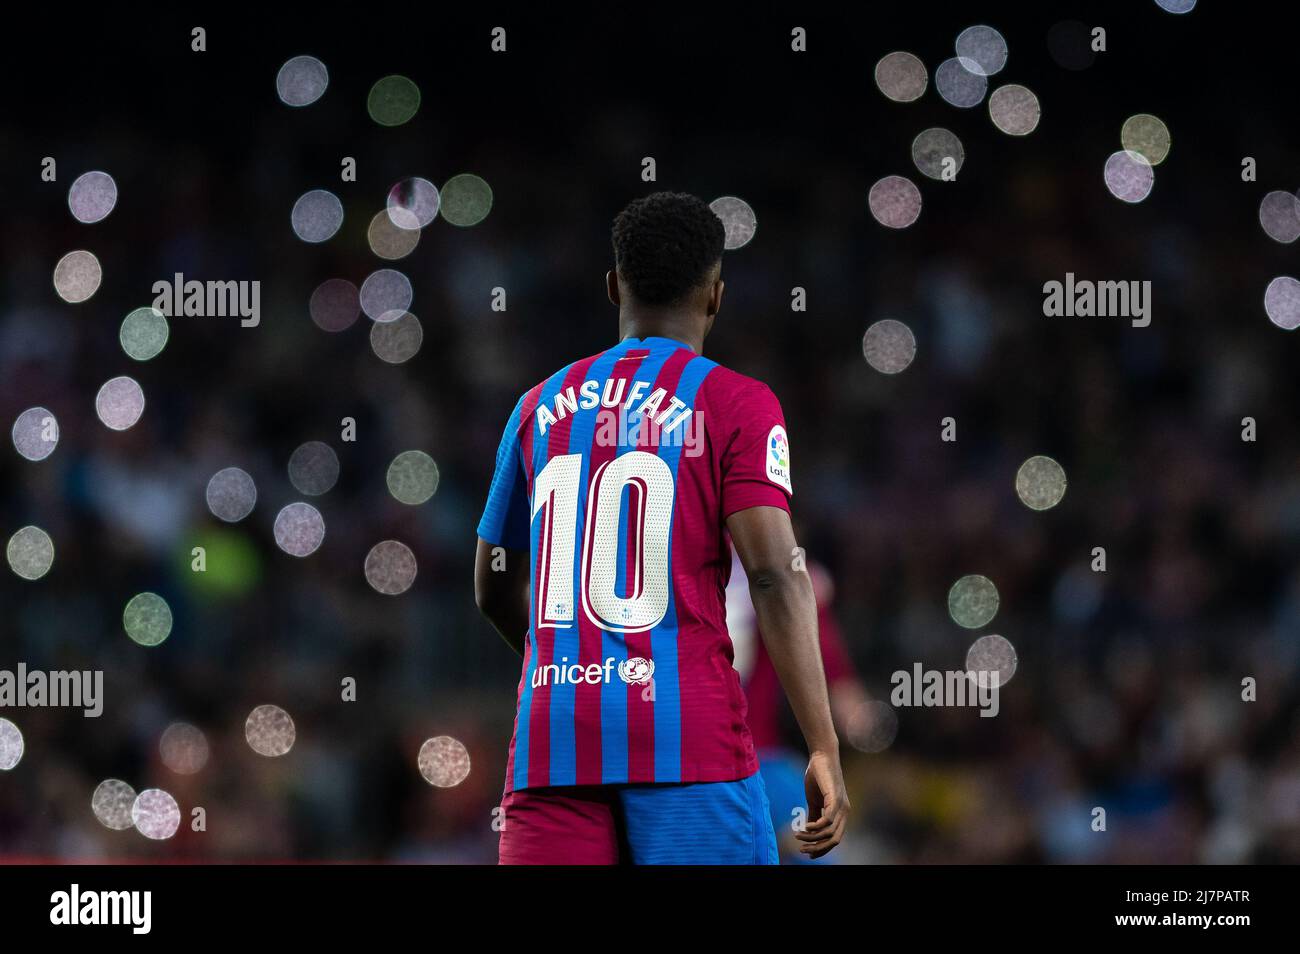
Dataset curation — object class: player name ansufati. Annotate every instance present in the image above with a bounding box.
[536,377,693,437]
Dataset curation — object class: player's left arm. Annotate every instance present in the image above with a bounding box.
[474,538,528,656]
[713,375,848,857]
[728,506,849,858]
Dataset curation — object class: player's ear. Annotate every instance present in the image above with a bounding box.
[706,278,724,318]
[606,269,621,306]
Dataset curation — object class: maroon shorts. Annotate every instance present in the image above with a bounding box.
[498,786,623,865]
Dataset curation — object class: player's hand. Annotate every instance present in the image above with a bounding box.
[799,750,849,858]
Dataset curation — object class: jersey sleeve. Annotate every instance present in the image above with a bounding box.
[715,379,794,519]
[477,395,531,550]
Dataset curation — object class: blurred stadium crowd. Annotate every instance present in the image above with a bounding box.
[1,4,1298,862]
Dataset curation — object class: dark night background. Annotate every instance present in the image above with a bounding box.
[1,0,1299,862]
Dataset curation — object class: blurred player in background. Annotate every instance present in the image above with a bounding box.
[474,191,848,864]
[726,545,866,862]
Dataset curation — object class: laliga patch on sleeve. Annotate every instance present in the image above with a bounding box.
[765,424,793,494]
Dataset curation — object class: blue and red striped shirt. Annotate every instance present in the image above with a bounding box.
[478,335,793,792]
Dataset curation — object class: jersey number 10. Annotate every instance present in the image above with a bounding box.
[533,450,674,634]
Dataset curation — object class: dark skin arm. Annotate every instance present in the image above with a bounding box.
[474,537,530,656]
[727,505,850,858]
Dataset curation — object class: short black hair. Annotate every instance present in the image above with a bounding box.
[611,191,725,306]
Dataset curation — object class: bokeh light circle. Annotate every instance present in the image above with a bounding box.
[1015,455,1067,510]
[131,788,181,840]
[123,592,173,647]
[364,540,418,595]
[245,704,296,757]
[160,722,210,775]
[948,574,1000,629]
[12,407,58,461]
[120,306,169,361]
[1104,150,1155,203]
[7,526,54,580]
[370,312,424,363]
[874,51,927,102]
[955,25,1008,76]
[95,376,145,431]
[967,634,1019,688]
[387,451,440,505]
[1121,114,1171,166]
[1259,192,1300,245]
[206,466,257,522]
[91,779,137,830]
[935,57,987,108]
[68,171,118,224]
[274,502,325,557]
[911,128,964,181]
[862,320,916,373]
[418,736,471,787]
[709,196,757,250]
[53,250,102,303]
[368,75,421,126]
[309,278,361,332]
[439,174,493,227]
[989,84,1040,136]
[0,719,24,770]
[844,701,899,754]
[291,189,344,243]
[276,55,329,107]
[868,176,922,229]
[368,210,421,259]
[386,178,440,230]
[287,441,340,496]
[1264,276,1300,330]
[360,269,413,322]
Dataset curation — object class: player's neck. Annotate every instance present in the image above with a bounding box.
[619,312,705,354]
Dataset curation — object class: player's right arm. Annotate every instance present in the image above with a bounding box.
[474,537,528,655]
[475,394,532,656]
[727,505,849,859]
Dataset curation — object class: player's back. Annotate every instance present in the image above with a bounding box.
[477,334,794,792]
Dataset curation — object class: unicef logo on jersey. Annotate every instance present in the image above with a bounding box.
[617,657,655,686]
